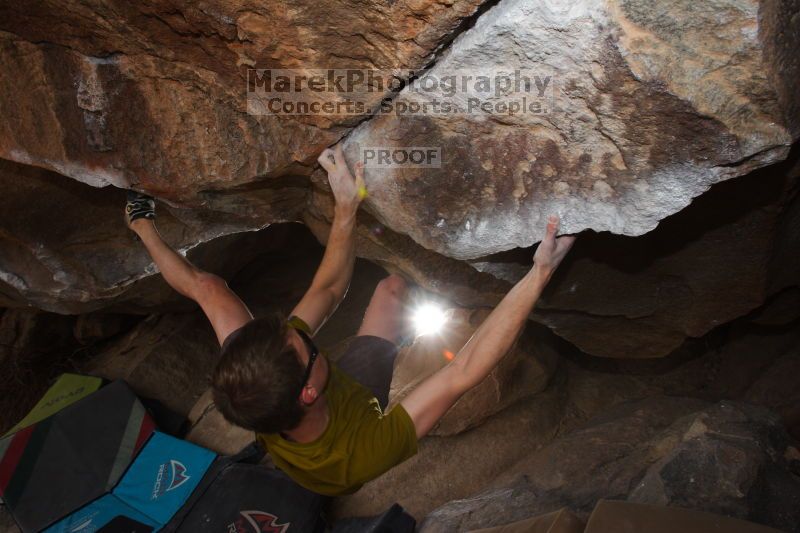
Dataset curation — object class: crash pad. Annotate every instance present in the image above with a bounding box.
[0,380,155,532]
[160,443,326,533]
[45,431,215,532]
[2,373,103,437]
[43,494,158,533]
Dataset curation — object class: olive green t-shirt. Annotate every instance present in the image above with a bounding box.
[256,317,418,496]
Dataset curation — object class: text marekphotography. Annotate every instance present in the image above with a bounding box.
[247,68,555,117]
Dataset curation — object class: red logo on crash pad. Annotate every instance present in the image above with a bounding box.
[229,510,290,533]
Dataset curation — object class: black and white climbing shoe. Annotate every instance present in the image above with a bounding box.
[125,191,155,224]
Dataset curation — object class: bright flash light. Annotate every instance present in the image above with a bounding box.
[412,303,447,336]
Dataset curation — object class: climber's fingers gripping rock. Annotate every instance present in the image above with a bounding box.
[317,144,366,214]
[533,215,576,276]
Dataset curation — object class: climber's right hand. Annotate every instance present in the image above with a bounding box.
[317,144,366,215]
[532,215,575,277]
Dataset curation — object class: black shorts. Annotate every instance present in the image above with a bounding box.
[334,335,399,410]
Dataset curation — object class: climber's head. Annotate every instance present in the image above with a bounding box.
[211,312,329,434]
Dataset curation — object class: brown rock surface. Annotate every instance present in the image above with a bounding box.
[0,0,798,361]
[1,1,800,525]
[307,147,800,358]
[335,302,800,521]
[470,508,585,533]
[0,0,485,197]
[530,154,800,358]
[184,388,254,456]
[419,398,800,532]
[343,0,799,259]
[388,308,559,436]
[585,500,785,533]
[0,158,305,313]
[80,312,221,416]
[745,346,800,441]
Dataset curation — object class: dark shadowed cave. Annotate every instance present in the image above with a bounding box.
[1,0,799,531]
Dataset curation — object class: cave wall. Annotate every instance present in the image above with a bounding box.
[0,1,798,360]
[3,2,800,531]
[342,0,797,258]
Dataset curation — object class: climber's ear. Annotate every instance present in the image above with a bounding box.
[299,384,319,406]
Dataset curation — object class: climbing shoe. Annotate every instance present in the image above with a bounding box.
[125,190,155,224]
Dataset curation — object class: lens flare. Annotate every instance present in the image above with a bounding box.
[412,303,447,336]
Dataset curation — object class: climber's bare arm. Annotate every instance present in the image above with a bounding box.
[129,219,254,346]
[401,216,575,438]
[290,145,365,335]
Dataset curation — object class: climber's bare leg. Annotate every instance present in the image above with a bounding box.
[129,219,253,346]
[356,273,409,345]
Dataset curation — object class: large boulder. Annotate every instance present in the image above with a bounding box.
[306,145,800,358]
[628,404,800,525]
[419,398,800,532]
[0,159,302,312]
[529,156,800,358]
[0,0,798,359]
[745,343,800,441]
[328,0,800,358]
[0,0,485,198]
[343,0,799,258]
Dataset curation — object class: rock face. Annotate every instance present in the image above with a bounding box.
[0,0,799,360]
[334,304,800,521]
[388,308,559,436]
[3,224,797,531]
[309,148,800,359]
[0,159,305,313]
[0,0,484,197]
[344,0,799,259]
[628,404,800,525]
[80,312,221,416]
[419,398,800,532]
[530,156,800,357]
[745,342,800,441]
[184,388,255,456]
[2,5,800,530]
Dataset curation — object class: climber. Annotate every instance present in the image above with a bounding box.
[124,143,575,497]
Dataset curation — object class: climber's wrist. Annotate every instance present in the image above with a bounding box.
[529,263,554,287]
[334,203,358,223]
